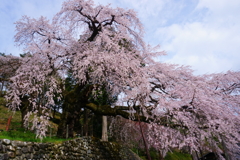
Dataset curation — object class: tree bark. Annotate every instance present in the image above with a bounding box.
[101,116,108,141]
[221,135,231,160]
[85,103,187,130]
[159,150,164,160]
[20,107,28,128]
[83,108,89,136]
[0,81,4,97]
[92,114,102,138]
[20,96,30,128]
[57,107,68,138]
[138,116,151,160]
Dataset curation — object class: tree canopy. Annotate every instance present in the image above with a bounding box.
[4,0,240,159]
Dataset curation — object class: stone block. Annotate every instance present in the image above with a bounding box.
[21,146,29,153]
[8,151,15,158]
[39,149,44,154]
[33,153,41,159]
[24,153,32,159]
[16,149,22,156]
[7,145,16,151]
[0,144,3,153]
[2,139,11,145]
[11,140,19,147]
[39,143,46,149]
[28,146,34,153]
[0,145,7,153]
[26,142,33,146]
[0,153,9,160]
[17,141,27,147]
[33,144,39,151]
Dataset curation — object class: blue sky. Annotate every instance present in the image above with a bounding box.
[0,0,240,74]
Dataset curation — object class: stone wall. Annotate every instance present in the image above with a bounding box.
[0,137,142,160]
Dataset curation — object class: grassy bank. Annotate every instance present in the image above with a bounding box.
[0,128,71,143]
[0,104,66,143]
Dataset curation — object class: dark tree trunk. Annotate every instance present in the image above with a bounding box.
[92,114,102,138]
[73,110,82,136]
[53,107,56,119]
[195,151,200,160]
[83,108,89,136]
[20,96,30,129]
[159,150,164,160]
[20,107,28,128]
[68,115,75,138]
[57,106,68,138]
[57,103,82,138]
[0,81,4,97]
[138,116,151,160]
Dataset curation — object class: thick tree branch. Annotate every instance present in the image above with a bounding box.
[102,15,115,26]
[85,103,150,122]
[84,103,189,131]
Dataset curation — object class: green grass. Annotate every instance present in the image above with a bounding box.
[0,97,6,106]
[0,102,64,143]
[0,128,72,143]
[0,105,22,130]
[132,147,192,160]
[165,150,192,160]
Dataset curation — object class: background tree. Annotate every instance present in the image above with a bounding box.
[0,53,22,97]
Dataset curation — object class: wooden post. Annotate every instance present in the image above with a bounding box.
[81,125,83,137]
[66,124,69,139]
[50,127,52,139]
[6,115,12,131]
[101,116,108,141]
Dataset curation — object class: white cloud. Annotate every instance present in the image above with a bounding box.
[155,0,240,74]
